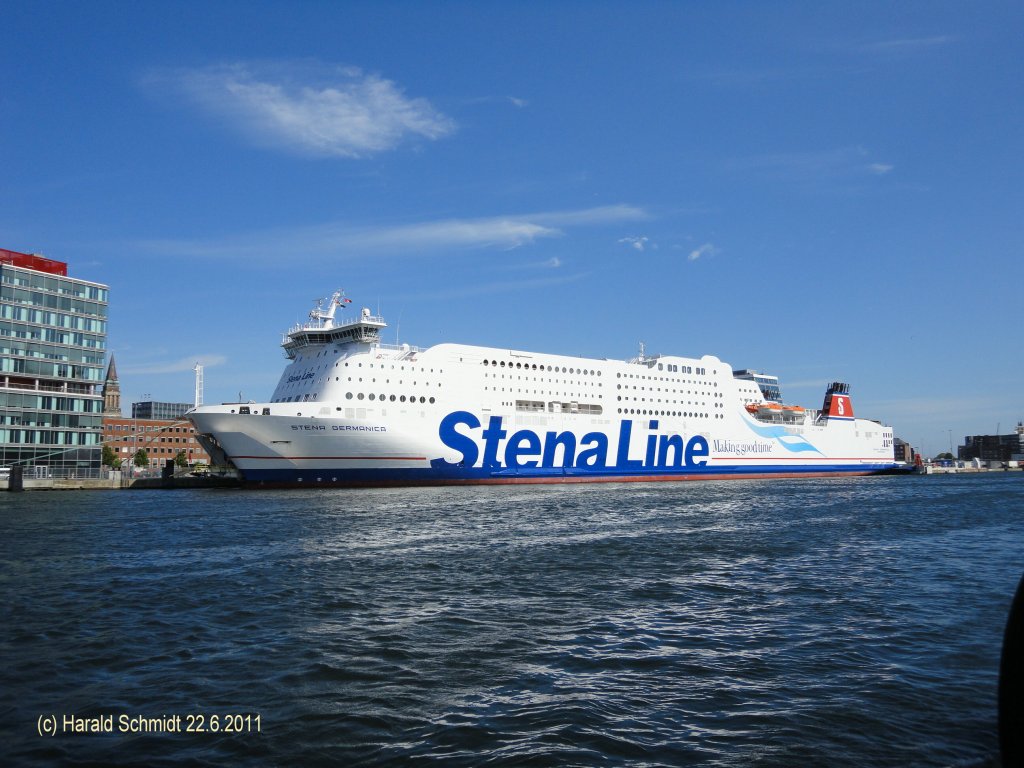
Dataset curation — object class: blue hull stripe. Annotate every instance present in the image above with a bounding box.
[238,462,906,486]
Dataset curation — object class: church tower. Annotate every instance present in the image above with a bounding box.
[102,354,122,416]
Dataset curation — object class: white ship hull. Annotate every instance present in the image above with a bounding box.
[188,302,903,487]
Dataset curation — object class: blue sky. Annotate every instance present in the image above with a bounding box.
[2,1,1021,457]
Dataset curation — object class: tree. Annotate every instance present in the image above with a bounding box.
[101,444,122,468]
[133,448,149,467]
[174,450,188,468]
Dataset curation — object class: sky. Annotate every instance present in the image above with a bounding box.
[1,1,1021,458]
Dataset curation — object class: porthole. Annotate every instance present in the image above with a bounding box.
[345,392,353,400]
[390,395,396,402]
[429,397,435,404]
[357,393,364,400]
[400,395,406,402]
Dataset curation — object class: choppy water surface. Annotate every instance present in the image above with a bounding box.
[1,474,1021,766]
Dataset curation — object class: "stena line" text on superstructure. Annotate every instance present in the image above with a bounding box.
[438,411,710,470]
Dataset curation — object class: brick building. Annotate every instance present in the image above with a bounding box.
[102,416,211,469]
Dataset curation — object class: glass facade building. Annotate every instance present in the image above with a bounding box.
[0,249,108,474]
[132,401,193,420]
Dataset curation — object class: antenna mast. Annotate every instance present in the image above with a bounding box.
[193,362,204,409]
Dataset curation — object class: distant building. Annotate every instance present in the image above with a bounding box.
[102,355,122,416]
[1,247,108,474]
[893,438,915,463]
[102,415,211,468]
[132,401,192,420]
[958,424,1024,464]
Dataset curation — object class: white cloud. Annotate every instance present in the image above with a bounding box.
[508,96,528,108]
[688,243,717,261]
[728,146,894,183]
[860,36,954,55]
[544,257,562,268]
[619,236,650,252]
[122,354,227,375]
[144,62,455,158]
[137,205,648,260]
[399,272,587,301]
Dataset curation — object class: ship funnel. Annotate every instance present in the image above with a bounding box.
[820,382,854,420]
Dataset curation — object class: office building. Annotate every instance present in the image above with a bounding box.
[132,401,193,420]
[1,248,108,474]
[959,424,1024,464]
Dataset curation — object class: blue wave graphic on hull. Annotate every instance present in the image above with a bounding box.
[742,417,823,455]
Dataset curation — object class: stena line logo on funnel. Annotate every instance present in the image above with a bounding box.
[437,411,710,470]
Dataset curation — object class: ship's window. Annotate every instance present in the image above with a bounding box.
[345,393,353,400]
[368,394,375,401]
[484,360,489,366]
[419,396,426,403]
[429,397,435,404]
[500,361,506,367]
[400,395,406,402]
[389,395,396,402]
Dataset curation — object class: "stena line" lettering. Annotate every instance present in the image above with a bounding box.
[438,411,710,470]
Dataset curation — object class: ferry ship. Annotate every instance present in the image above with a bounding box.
[188,291,904,487]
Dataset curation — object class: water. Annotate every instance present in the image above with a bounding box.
[1,473,1021,766]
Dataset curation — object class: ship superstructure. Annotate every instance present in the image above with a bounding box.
[188,292,902,486]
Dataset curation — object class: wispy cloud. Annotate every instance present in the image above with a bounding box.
[619,236,650,252]
[859,36,955,55]
[688,243,717,261]
[398,271,587,302]
[727,146,894,184]
[121,354,227,375]
[137,204,648,260]
[142,62,455,158]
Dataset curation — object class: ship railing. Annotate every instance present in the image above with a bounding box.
[284,313,387,337]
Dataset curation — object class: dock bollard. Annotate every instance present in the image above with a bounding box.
[7,465,23,492]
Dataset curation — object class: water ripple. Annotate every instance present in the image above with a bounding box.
[1,474,1018,766]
